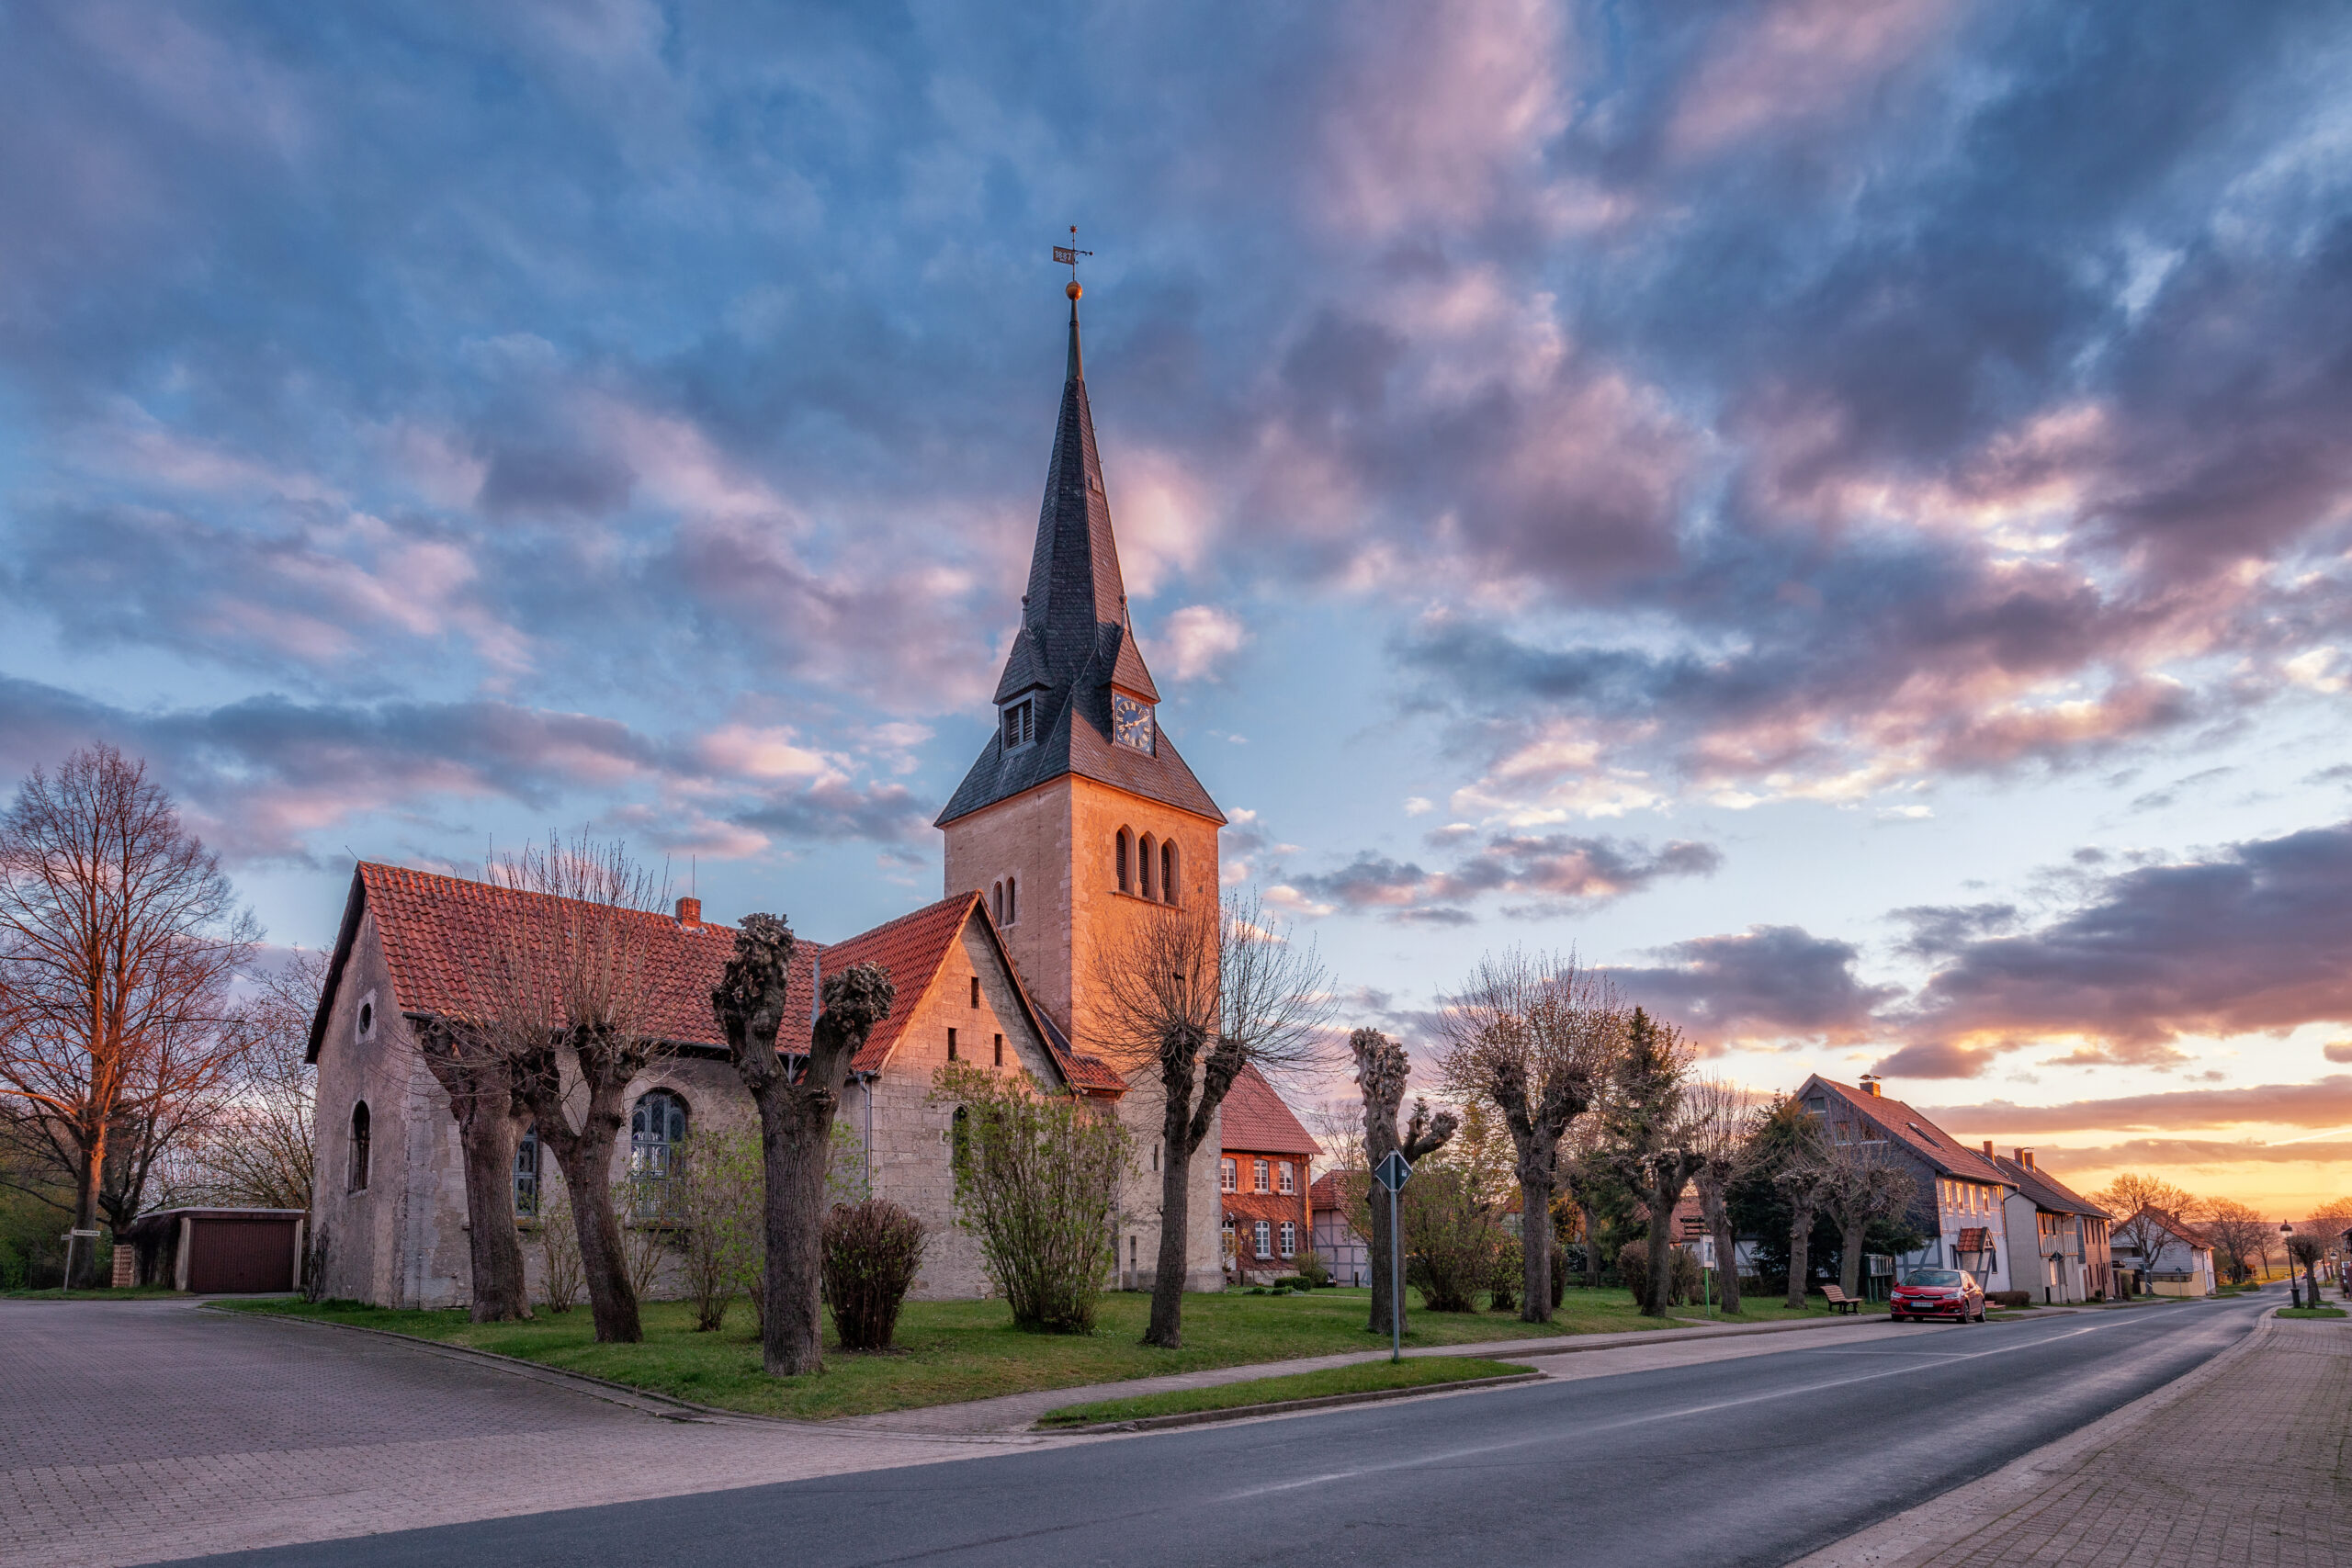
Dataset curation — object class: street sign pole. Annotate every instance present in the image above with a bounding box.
[1388,1181,1403,1362]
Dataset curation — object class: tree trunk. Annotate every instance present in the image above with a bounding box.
[1786,1204,1812,1310]
[72,1132,103,1289]
[1644,1183,1675,1317]
[456,1108,531,1322]
[1581,1201,1600,1290]
[1840,1219,1866,1301]
[1367,1178,1403,1337]
[1519,1172,1553,1323]
[537,1097,639,1344]
[1707,1189,1742,1314]
[1145,1092,1193,1349]
[758,1094,833,1376]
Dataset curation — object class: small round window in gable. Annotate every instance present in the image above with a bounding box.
[357,1000,374,1039]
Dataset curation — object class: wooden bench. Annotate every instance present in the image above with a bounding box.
[1820,1285,1862,1315]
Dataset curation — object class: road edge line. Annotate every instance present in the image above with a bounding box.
[1036,1371,1546,1434]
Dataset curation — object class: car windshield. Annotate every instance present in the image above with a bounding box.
[1904,1269,1962,1287]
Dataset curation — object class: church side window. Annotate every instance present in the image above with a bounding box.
[1001,699,1035,750]
[1115,829,1133,893]
[1004,875,1017,925]
[630,1089,687,1180]
[347,1101,371,1193]
[1137,835,1157,900]
[1161,840,1179,905]
[514,1126,540,1217]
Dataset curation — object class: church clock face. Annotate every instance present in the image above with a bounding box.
[1112,692,1155,753]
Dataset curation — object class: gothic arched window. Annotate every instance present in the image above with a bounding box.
[347,1101,371,1193]
[1004,874,1017,925]
[1137,835,1157,901]
[1160,840,1179,905]
[630,1089,688,1180]
[1116,828,1133,893]
[514,1125,540,1217]
[990,881,1002,923]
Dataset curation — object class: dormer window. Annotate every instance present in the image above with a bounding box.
[1001,698,1035,750]
[1112,691,1154,753]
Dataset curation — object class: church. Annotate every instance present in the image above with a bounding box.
[305,282,1233,1307]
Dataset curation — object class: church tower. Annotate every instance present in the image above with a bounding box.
[936,281,1227,1063]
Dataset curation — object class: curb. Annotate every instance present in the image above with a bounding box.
[1035,1370,1545,1434]
[1784,1302,2277,1568]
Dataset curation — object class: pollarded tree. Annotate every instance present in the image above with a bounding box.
[709,913,894,1377]
[1685,1077,1762,1314]
[1351,1026,1458,1337]
[411,1016,534,1323]
[2198,1198,2270,1286]
[1434,951,1622,1324]
[1823,1143,1917,1300]
[1091,890,1332,1350]
[1604,1008,1702,1319]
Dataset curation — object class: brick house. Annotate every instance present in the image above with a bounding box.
[1991,1147,2113,1303]
[1792,1075,2018,1293]
[307,287,1228,1307]
[1215,1066,1317,1283]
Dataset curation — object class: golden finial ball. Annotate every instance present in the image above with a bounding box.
[1066,280,1082,300]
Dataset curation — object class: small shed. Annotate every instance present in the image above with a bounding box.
[122,1208,307,1293]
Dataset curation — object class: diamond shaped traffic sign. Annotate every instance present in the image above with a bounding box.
[1372,1150,1412,1192]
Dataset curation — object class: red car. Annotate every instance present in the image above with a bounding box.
[1891,1268,1984,1322]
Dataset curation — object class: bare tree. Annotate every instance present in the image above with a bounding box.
[1433,950,1621,1323]
[0,747,256,1282]
[1685,1077,1762,1313]
[413,1015,533,1322]
[2198,1198,2271,1286]
[1823,1144,1917,1300]
[1350,1027,1458,1337]
[1775,1154,1836,1308]
[1556,1121,1611,1291]
[474,836,674,1343]
[710,913,895,1377]
[178,951,322,1212]
[1603,1008,1701,1319]
[1090,890,1332,1349]
[2097,1172,2199,1289]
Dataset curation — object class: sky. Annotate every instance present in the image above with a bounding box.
[3,0,2349,1215]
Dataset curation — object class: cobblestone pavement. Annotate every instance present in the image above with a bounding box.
[1793,1312,2351,1568]
[0,1300,1069,1568]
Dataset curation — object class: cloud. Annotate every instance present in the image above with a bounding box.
[1603,925,1903,1048]
[1284,832,1718,922]
[1160,604,1250,682]
[1920,1077,2352,1134]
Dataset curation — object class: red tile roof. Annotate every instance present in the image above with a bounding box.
[1309,1170,1347,1210]
[1803,1077,2011,1186]
[311,864,1125,1095]
[1218,1065,1318,1156]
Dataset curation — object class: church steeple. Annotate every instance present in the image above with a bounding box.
[935,285,1220,830]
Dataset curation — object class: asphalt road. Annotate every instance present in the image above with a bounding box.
[171,1294,2267,1568]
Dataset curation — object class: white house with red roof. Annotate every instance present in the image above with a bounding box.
[1792,1075,2019,1295]
[307,288,1231,1308]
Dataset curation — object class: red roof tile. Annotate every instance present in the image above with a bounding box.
[1218,1065,1318,1156]
[1804,1077,2012,1186]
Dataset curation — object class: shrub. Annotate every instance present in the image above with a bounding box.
[933,1062,1130,1334]
[820,1198,927,1350]
[671,1126,763,1332]
[1399,1167,1504,1313]
[1295,1248,1330,1289]
[1488,1237,1522,1313]
[538,1177,583,1314]
[1618,1238,1703,1313]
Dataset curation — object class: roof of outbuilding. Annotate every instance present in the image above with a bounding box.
[1799,1077,2014,1186]
[309,864,1124,1094]
[1218,1065,1319,1156]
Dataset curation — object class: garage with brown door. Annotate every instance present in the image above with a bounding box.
[123,1208,306,1293]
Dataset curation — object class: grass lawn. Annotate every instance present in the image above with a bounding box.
[1035,1355,1532,1427]
[227,1284,1761,1420]
[2277,1305,2347,1319]
[2,1285,195,1301]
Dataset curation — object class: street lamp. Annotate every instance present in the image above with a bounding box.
[2281,1222,2297,1307]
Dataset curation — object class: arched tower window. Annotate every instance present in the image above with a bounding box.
[1161,840,1179,905]
[1115,828,1133,893]
[514,1125,540,1217]
[347,1101,371,1193]
[1005,874,1018,925]
[630,1089,688,1180]
[991,880,1003,923]
[1138,835,1157,901]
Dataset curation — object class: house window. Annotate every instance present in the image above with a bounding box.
[1220,1157,1236,1192]
[1116,829,1133,893]
[952,1105,970,1168]
[1254,1220,1272,1259]
[1804,1096,1826,1113]
[1222,1214,1237,1256]
[1278,1161,1295,1195]
[1253,1157,1269,1194]
[514,1126,540,1217]
[948,1027,959,1062]
[1161,840,1179,905]
[630,1089,687,1182]
[1001,698,1035,750]
[347,1101,371,1193]
[992,1032,1003,1067]
[1279,1221,1296,1258]
[970,976,980,1008]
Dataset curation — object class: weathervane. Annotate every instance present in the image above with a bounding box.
[1053,226,1092,298]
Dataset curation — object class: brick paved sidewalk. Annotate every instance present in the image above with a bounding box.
[1792,1313,2352,1568]
[0,1300,1073,1568]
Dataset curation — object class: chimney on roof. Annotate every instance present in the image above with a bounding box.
[1982,1139,1996,1158]
[1859,1075,1883,1097]
[675,896,702,928]
[2016,1147,2035,1171]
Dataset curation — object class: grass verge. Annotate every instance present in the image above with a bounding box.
[226,1286,1694,1420]
[2277,1305,2347,1319]
[3,1285,195,1301]
[1035,1356,1532,1427]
